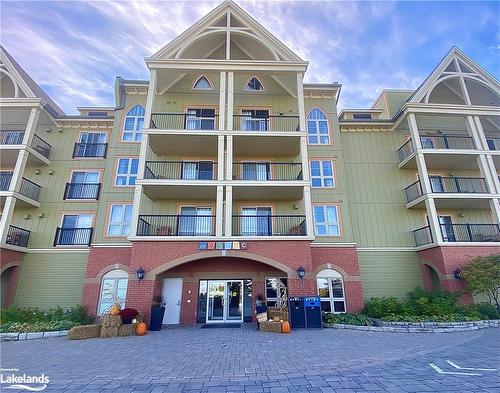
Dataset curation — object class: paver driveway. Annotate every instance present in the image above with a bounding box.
[1,325,499,392]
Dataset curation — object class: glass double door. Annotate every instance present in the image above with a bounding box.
[206,280,243,323]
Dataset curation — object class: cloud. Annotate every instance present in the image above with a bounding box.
[1,0,498,114]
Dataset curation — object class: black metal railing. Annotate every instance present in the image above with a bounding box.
[0,130,24,144]
[144,161,217,180]
[232,162,303,181]
[413,226,433,246]
[233,115,300,132]
[429,177,487,194]
[54,227,93,246]
[405,180,423,203]
[19,178,41,201]
[419,134,475,150]
[63,183,101,200]
[6,225,30,247]
[150,113,219,130]
[440,224,500,243]
[0,172,13,191]
[397,139,415,162]
[137,215,216,236]
[486,137,500,151]
[232,215,307,236]
[31,134,52,159]
[72,143,107,158]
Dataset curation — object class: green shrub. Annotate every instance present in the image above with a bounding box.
[362,297,403,318]
[323,313,372,326]
[460,303,499,320]
[0,305,93,333]
[380,314,480,322]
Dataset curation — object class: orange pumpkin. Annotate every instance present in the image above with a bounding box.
[281,321,291,334]
[110,304,121,316]
[135,322,147,336]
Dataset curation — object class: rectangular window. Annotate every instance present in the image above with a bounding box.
[265,277,288,306]
[241,110,269,131]
[108,204,133,236]
[241,207,272,236]
[66,171,100,199]
[75,132,107,158]
[352,113,372,119]
[310,160,334,188]
[115,158,139,186]
[98,277,128,315]
[56,213,94,246]
[313,205,340,236]
[185,108,215,130]
[178,206,213,236]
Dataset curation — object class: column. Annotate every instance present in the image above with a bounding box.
[227,72,234,131]
[143,69,157,129]
[0,197,17,244]
[425,198,443,244]
[226,135,233,181]
[217,135,225,180]
[218,71,226,131]
[489,199,500,226]
[225,186,232,236]
[216,186,224,237]
[303,186,314,237]
[407,113,422,149]
[22,107,40,147]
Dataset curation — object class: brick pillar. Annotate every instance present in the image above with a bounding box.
[4,266,18,308]
[180,281,198,325]
[126,279,155,324]
[253,279,265,322]
[81,282,100,316]
[287,277,316,296]
[420,264,434,292]
[344,281,364,312]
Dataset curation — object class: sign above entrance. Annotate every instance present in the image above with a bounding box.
[199,241,248,250]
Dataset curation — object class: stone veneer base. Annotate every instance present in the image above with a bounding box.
[0,330,68,341]
[324,319,499,333]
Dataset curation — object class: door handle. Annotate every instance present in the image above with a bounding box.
[176,300,181,306]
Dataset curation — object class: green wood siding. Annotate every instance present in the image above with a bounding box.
[14,251,88,309]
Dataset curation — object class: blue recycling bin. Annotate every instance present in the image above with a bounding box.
[288,296,306,328]
[304,296,322,328]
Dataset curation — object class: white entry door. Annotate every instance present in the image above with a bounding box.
[162,278,183,324]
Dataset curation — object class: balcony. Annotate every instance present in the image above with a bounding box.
[398,134,479,169]
[19,178,41,201]
[440,224,500,243]
[54,227,93,246]
[232,162,303,181]
[0,132,51,166]
[5,225,30,248]
[413,226,433,247]
[150,113,218,130]
[233,115,300,132]
[232,215,306,236]
[405,176,492,208]
[144,161,217,180]
[137,215,215,236]
[72,143,107,158]
[0,130,24,145]
[486,137,500,151]
[63,183,101,200]
[31,134,52,159]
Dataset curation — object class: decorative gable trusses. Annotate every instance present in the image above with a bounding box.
[148,1,303,62]
[410,47,499,107]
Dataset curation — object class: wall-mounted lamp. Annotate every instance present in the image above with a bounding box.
[136,266,145,281]
[454,268,462,280]
[297,265,305,279]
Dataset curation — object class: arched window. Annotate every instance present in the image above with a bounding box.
[97,269,129,315]
[193,76,212,90]
[316,269,346,313]
[307,109,329,144]
[246,77,264,91]
[122,105,145,142]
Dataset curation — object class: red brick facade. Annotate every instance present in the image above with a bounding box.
[80,241,364,325]
[0,248,24,308]
[418,245,500,303]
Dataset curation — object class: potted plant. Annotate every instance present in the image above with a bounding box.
[149,295,166,331]
[255,294,267,314]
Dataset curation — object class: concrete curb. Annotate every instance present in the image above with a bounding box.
[0,330,68,341]
[324,319,499,333]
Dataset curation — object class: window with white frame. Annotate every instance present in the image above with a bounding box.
[115,158,139,186]
[310,160,335,188]
[307,109,329,144]
[246,77,264,91]
[97,269,129,315]
[122,105,145,142]
[316,269,346,313]
[265,277,288,306]
[193,76,212,90]
[108,204,133,236]
[313,205,340,236]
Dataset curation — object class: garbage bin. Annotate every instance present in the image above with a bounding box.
[304,296,322,328]
[288,296,305,328]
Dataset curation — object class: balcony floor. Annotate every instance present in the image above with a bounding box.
[408,194,495,209]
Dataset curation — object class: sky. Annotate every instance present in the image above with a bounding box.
[1,0,499,114]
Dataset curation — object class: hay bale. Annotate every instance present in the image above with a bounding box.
[267,307,288,321]
[259,321,283,333]
[118,323,137,337]
[100,314,122,328]
[67,325,101,340]
[100,324,120,338]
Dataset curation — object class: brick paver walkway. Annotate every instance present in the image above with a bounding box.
[1,325,499,392]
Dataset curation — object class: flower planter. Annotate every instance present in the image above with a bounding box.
[149,306,166,331]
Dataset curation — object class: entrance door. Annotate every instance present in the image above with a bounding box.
[162,278,183,324]
[206,280,243,323]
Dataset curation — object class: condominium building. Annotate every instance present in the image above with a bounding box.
[1,1,498,324]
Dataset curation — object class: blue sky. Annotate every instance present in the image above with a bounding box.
[1,0,499,114]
